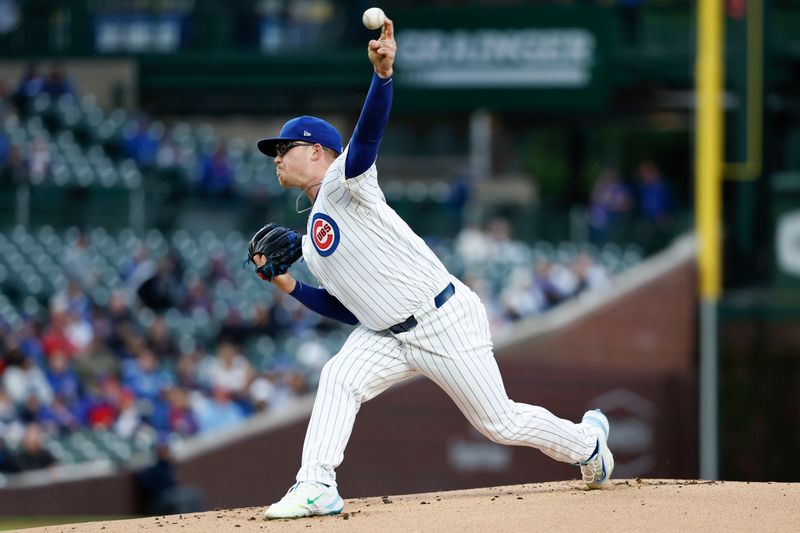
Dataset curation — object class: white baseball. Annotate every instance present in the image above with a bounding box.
[362,7,386,30]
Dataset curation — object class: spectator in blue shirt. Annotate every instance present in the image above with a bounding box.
[122,349,171,402]
[636,160,672,223]
[193,387,245,434]
[14,319,46,366]
[121,119,160,170]
[18,393,48,424]
[41,63,77,101]
[10,63,43,117]
[634,159,673,251]
[45,351,81,404]
[38,394,81,435]
[587,166,633,243]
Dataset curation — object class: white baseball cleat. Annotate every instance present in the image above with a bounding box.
[580,409,614,489]
[263,481,344,520]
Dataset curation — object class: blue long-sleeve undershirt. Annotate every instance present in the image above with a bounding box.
[344,73,393,178]
[289,281,359,326]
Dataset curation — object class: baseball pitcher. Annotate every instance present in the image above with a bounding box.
[247,17,614,520]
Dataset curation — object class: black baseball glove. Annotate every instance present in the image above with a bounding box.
[246,223,303,281]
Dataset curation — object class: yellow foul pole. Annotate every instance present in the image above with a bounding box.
[695,0,723,479]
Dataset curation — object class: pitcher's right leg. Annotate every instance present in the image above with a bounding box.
[264,326,416,520]
[295,325,416,486]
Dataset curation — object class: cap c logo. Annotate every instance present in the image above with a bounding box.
[311,213,340,257]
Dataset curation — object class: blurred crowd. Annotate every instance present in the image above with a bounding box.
[454,218,612,336]
[0,246,317,474]
[0,63,73,187]
[586,161,674,249]
[0,63,240,202]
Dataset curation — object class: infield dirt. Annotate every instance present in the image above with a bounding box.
[18,479,800,532]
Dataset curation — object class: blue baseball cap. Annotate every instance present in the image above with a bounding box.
[257,115,343,157]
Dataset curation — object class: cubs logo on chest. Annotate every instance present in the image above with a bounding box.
[310,213,340,257]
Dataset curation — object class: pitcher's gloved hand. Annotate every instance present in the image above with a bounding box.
[247,224,303,281]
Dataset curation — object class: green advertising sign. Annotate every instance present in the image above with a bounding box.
[391,6,612,112]
[398,28,596,88]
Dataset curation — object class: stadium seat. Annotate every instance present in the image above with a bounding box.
[46,438,77,465]
[31,94,51,117]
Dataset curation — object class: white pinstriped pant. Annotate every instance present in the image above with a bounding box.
[296,278,598,486]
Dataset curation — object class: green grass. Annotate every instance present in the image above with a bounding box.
[0,516,130,531]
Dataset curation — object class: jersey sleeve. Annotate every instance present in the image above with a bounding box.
[327,145,385,206]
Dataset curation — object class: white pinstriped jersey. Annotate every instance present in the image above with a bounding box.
[291,143,602,492]
[301,147,452,331]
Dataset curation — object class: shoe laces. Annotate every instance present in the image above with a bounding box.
[287,481,330,498]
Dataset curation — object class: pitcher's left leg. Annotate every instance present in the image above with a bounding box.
[404,282,598,464]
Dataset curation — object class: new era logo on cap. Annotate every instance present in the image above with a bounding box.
[257,116,344,157]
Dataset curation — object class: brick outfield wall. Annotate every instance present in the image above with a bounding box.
[0,253,698,515]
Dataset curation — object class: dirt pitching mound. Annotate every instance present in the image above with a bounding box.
[21,479,800,532]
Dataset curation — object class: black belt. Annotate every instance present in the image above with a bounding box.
[389,282,455,334]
